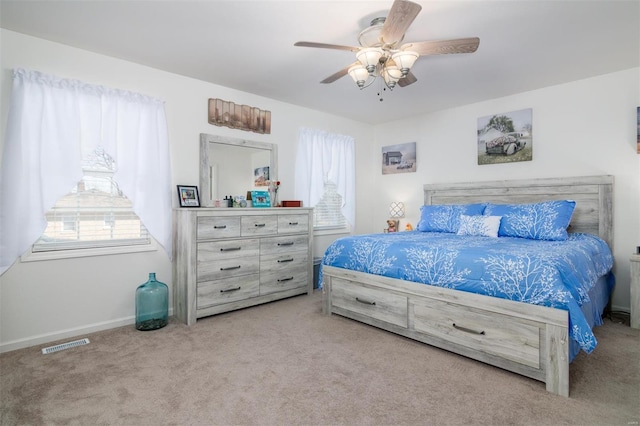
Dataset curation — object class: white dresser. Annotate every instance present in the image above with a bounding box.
[173,207,313,325]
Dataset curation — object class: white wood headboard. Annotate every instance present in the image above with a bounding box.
[423,175,613,246]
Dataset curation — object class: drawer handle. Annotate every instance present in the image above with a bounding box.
[277,242,294,246]
[220,286,241,293]
[278,277,294,282]
[288,222,299,225]
[254,223,266,228]
[220,265,241,271]
[452,323,485,335]
[355,297,376,306]
[220,247,241,252]
[213,225,227,229]
[277,258,294,263]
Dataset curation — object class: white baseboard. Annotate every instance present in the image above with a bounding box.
[610,304,631,314]
[0,308,174,354]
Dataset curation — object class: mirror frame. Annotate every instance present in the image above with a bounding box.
[199,133,278,207]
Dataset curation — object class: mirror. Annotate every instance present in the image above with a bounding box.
[199,133,278,207]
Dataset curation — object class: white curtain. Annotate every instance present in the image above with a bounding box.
[294,127,355,227]
[0,69,172,275]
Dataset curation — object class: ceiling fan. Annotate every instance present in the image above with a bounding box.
[294,0,479,91]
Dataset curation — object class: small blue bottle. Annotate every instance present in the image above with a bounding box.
[135,273,168,331]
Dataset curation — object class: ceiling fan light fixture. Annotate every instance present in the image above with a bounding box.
[348,64,370,88]
[357,17,386,47]
[391,50,419,76]
[356,48,384,74]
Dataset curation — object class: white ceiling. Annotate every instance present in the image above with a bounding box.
[1,0,638,124]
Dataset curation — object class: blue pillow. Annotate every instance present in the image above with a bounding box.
[484,200,576,241]
[417,204,486,233]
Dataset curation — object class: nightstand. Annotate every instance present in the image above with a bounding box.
[631,254,640,329]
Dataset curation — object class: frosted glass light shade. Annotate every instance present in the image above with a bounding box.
[382,65,402,87]
[391,51,419,75]
[348,64,370,87]
[356,48,383,73]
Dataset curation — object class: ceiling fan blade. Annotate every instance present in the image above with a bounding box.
[397,71,417,87]
[401,37,480,55]
[294,41,360,52]
[380,0,422,46]
[320,63,359,84]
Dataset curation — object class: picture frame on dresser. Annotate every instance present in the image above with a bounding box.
[177,185,200,207]
[251,190,271,207]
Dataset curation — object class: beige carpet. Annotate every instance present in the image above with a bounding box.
[1,291,639,426]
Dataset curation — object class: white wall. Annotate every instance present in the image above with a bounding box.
[0,30,372,352]
[370,68,640,313]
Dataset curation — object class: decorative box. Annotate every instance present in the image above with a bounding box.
[281,200,302,207]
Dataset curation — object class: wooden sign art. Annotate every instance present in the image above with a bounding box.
[208,98,271,134]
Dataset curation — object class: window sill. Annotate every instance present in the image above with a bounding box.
[313,226,351,237]
[21,240,158,262]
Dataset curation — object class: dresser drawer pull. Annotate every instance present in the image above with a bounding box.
[213,225,227,229]
[452,323,485,335]
[220,265,241,271]
[254,223,266,228]
[220,247,241,252]
[220,286,241,293]
[277,258,294,263]
[278,277,294,282]
[277,242,294,246]
[288,222,299,225]
[355,297,376,306]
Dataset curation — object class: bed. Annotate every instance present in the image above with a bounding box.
[321,175,614,397]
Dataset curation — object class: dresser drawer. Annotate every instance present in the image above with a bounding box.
[412,297,540,368]
[197,216,241,240]
[197,275,260,309]
[198,239,259,261]
[260,253,308,295]
[241,215,278,236]
[260,235,309,255]
[277,214,309,234]
[332,280,408,328]
[197,256,259,282]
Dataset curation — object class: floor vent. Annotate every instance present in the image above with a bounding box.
[41,338,90,354]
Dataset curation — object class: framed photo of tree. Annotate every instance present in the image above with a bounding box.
[477,108,532,165]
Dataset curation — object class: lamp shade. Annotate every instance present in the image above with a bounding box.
[382,65,402,88]
[389,201,405,218]
[391,51,419,75]
[356,48,383,73]
[348,64,369,87]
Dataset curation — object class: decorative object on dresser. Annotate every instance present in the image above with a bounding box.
[321,175,613,397]
[173,207,313,325]
[177,185,200,208]
[208,98,271,134]
[631,254,640,329]
[281,200,302,207]
[251,191,271,208]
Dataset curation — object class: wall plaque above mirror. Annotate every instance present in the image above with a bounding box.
[208,98,271,134]
[199,133,278,207]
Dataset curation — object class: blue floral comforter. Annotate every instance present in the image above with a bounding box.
[321,231,614,356]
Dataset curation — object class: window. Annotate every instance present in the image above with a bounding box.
[1,69,172,274]
[295,128,355,230]
[31,147,149,253]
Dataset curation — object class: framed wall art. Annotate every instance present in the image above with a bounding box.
[208,98,271,134]
[382,142,416,174]
[477,108,533,165]
[177,185,200,207]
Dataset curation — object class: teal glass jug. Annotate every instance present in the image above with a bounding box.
[135,273,168,331]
